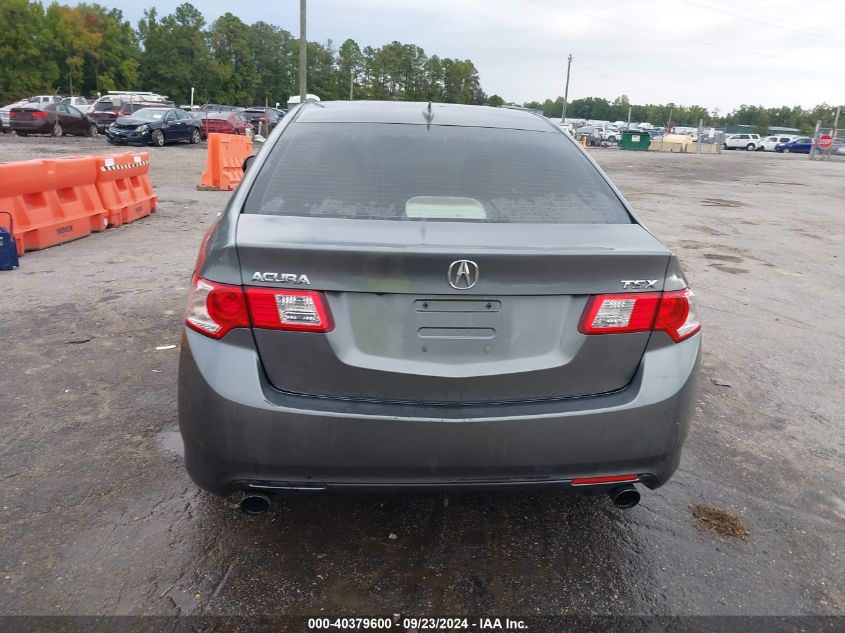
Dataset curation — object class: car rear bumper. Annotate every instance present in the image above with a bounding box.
[11,121,50,134]
[178,329,700,495]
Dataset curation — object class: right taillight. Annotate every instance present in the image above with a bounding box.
[185,275,333,339]
[579,288,700,343]
[654,288,700,342]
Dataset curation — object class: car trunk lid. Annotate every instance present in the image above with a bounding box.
[235,215,671,404]
[13,109,38,120]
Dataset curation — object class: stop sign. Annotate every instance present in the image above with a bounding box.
[818,134,833,149]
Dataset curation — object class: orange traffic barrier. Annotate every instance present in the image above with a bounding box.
[0,156,108,256]
[94,152,157,227]
[198,133,253,191]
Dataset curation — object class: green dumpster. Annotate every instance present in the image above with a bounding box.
[619,130,651,151]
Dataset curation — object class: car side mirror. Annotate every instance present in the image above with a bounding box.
[243,155,256,173]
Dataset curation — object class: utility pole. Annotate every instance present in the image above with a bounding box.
[627,105,632,129]
[561,53,572,123]
[827,106,840,160]
[299,0,307,103]
[696,118,704,154]
[350,67,354,100]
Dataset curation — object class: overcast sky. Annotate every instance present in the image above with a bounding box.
[96,0,844,112]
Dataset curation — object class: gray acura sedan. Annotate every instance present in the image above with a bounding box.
[178,101,700,514]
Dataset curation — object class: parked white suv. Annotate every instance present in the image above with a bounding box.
[62,96,92,113]
[28,95,63,104]
[602,126,620,143]
[724,133,761,151]
[757,135,796,152]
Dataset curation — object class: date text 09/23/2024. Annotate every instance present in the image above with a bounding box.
[307,617,528,630]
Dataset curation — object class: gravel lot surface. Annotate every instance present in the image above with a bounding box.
[1,134,842,622]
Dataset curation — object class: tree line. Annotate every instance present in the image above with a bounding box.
[523,95,839,135]
[0,0,486,106]
[0,0,836,133]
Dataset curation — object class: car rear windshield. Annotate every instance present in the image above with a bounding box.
[242,122,631,223]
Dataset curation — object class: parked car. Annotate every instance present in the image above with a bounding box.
[178,101,701,515]
[10,102,99,137]
[774,137,813,154]
[574,125,603,146]
[757,135,796,151]
[28,95,63,104]
[89,92,172,130]
[198,111,254,137]
[601,126,620,143]
[62,96,92,113]
[105,107,202,146]
[1,99,30,132]
[243,107,285,134]
[578,125,619,143]
[200,103,241,112]
[723,133,761,151]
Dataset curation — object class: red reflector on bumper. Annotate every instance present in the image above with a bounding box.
[571,474,638,486]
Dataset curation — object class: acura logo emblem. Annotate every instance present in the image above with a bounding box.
[448,260,479,289]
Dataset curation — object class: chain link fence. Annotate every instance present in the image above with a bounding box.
[810,106,843,161]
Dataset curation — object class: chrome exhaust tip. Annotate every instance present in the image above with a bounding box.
[239,492,271,516]
[608,485,641,509]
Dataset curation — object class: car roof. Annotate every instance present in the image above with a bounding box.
[295,101,553,131]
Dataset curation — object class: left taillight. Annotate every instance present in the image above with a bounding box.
[185,275,250,340]
[578,288,700,343]
[185,276,334,339]
[32,111,48,118]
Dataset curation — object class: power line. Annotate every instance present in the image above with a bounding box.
[524,0,829,71]
[679,0,845,43]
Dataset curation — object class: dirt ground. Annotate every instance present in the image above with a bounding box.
[1,134,843,622]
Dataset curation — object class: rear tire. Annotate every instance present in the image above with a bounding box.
[87,124,98,137]
[190,128,201,144]
[51,122,63,137]
[151,129,165,147]
[746,143,755,151]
